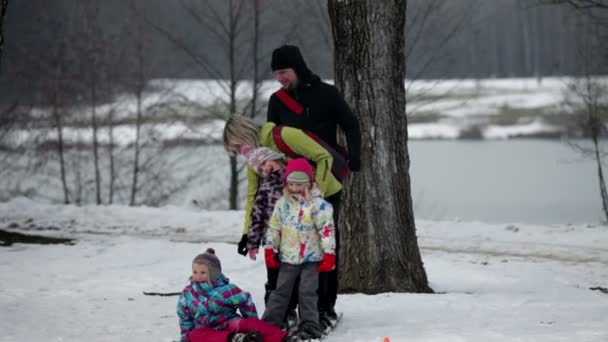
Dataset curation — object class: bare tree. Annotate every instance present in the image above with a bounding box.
[13,10,76,204]
[542,0,608,8]
[404,0,479,118]
[0,102,17,145]
[0,0,7,70]
[0,101,20,183]
[568,77,608,222]
[542,0,608,223]
[48,39,71,204]
[125,1,148,206]
[328,0,432,293]
[69,3,123,205]
[72,4,103,204]
[249,0,261,119]
[543,0,608,57]
[146,0,270,210]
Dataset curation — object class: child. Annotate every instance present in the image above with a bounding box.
[239,144,286,261]
[177,248,289,342]
[240,145,299,327]
[262,158,337,340]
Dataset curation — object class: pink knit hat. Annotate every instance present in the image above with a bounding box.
[240,145,285,174]
[284,158,314,186]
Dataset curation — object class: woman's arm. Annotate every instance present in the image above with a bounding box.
[243,166,260,235]
[279,127,338,196]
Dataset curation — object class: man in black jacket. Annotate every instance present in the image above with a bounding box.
[266,44,361,329]
[267,45,361,171]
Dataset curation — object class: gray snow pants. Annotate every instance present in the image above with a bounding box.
[262,262,320,328]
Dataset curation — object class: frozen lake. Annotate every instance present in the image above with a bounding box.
[409,140,603,225]
[1,139,604,225]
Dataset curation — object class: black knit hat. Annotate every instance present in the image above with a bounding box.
[271,45,312,79]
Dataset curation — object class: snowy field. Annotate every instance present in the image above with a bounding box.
[1,198,607,342]
[10,76,603,147]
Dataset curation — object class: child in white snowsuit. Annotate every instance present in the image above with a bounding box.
[240,145,299,326]
[262,158,337,340]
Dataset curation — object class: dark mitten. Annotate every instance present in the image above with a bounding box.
[237,234,248,256]
[348,157,361,172]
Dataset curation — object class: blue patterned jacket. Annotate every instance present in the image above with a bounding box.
[176,275,258,341]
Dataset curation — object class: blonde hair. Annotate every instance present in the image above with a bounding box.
[283,183,312,203]
[223,115,262,154]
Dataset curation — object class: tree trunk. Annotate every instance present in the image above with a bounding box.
[131,88,143,206]
[91,83,102,205]
[52,105,70,204]
[328,0,432,294]
[250,0,260,119]
[50,44,70,205]
[107,108,115,204]
[227,0,239,210]
[229,154,238,209]
[592,135,608,222]
[0,0,7,70]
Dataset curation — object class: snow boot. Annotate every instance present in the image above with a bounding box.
[232,330,263,342]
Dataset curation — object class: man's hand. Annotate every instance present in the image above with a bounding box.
[348,157,361,172]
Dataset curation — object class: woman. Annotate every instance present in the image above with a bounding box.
[223,115,344,330]
[223,116,342,244]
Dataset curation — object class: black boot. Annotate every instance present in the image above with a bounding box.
[232,330,263,342]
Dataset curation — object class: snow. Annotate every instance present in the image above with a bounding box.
[408,123,462,140]
[483,120,563,139]
[1,198,607,342]
[14,76,604,146]
[9,120,226,147]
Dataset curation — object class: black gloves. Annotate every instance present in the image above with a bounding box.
[237,234,248,256]
[348,157,361,172]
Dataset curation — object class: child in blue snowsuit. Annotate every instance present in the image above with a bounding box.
[176,248,288,342]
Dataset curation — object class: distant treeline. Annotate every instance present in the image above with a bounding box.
[0,0,605,104]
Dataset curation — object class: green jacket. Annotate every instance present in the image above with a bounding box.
[242,122,342,234]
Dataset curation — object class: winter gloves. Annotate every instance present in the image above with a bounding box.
[348,157,361,172]
[318,254,336,272]
[237,234,248,256]
[265,249,281,270]
[248,247,258,260]
[266,249,334,271]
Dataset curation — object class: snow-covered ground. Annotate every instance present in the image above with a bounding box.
[1,198,607,342]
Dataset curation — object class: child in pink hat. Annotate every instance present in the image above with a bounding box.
[262,158,336,341]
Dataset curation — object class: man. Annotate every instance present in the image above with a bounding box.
[267,45,361,171]
[267,44,361,329]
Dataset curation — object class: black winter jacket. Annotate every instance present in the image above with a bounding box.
[266,75,362,171]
